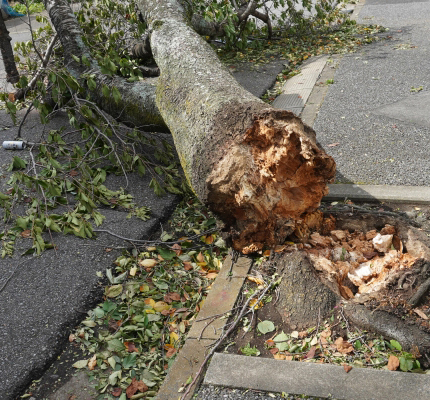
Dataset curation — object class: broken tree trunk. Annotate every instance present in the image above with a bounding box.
[138,0,336,253]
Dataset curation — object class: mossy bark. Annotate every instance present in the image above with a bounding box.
[139,0,335,252]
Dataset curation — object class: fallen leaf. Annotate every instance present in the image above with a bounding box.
[183,261,193,270]
[320,328,331,338]
[8,92,15,102]
[88,354,97,370]
[172,243,182,256]
[69,169,79,176]
[298,331,308,339]
[343,364,352,373]
[270,347,279,355]
[139,258,158,268]
[335,337,354,354]
[69,334,76,342]
[305,346,317,359]
[196,252,205,263]
[111,387,122,396]
[247,275,265,286]
[124,341,139,353]
[129,266,137,277]
[414,308,429,320]
[387,355,400,371]
[273,353,286,360]
[166,347,177,358]
[203,234,214,245]
[126,377,148,398]
[154,301,170,312]
[285,355,293,361]
[72,359,89,369]
[105,284,123,298]
[20,229,31,238]
[206,272,218,280]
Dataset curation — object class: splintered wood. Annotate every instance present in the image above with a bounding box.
[288,211,419,299]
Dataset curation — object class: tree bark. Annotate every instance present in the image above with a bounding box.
[138,0,336,253]
[44,0,166,130]
[0,12,19,83]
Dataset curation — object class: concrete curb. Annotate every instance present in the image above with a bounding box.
[155,256,253,400]
[325,184,430,204]
[204,353,430,400]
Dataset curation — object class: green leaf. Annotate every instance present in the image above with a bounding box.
[87,77,97,91]
[102,84,110,98]
[15,217,28,230]
[122,353,137,369]
[240,343,260,356]
[112,86,121,104]
[108,370,121,386]
[8,156,27,171]
[72,54,80,63]
[105,284,123,298]
[73,359,88,369]
[257,320,275,334]
[82,320,97,327]
[273,332,289,342]
[399,356,414,372]
[107,339,125,352]
[390,340,402,351]
[157,247,176,260]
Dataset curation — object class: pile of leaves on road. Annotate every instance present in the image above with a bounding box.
[69,198,228,399]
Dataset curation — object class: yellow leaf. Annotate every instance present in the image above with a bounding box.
[247,276,265,286]
[197,262,207,268]
[154,301,171,312]
[145,309,155,314]
[274,354,286,360]
[249,299,263,310]
[88,354,97,371]
[170,331,179,345]
[196,252,205,263]
[146,246,157,251]
[129,266,137,276]
[144,298,155,307]
[139,259,158,268]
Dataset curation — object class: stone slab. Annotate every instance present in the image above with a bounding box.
[372,92,430,129]
[282,56,328,92]
[325,184,430,204]
[272,89,312,109]
[205,353,430,400]
[156,256,253,399]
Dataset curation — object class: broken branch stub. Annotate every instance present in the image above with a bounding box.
[139,0,335,253]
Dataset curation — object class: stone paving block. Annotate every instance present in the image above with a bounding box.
[205,353,430,400]
[282,56,327,91]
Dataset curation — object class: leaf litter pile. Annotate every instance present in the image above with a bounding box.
[223,203,430,376]
[69,198,228,399]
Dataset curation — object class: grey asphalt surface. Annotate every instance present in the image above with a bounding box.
[314,0,430,185]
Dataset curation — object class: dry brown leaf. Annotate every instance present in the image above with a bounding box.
[335,337,354,354]
[126,377,148,398]
[196,252,205,263]
[183,261,193,271]
[68,334,76,342]
[414,308,429,320]
[87,354,97,371]
[273,353,286,360]
[269,347,279,355]
[20,230,31,238]
[343,364,352,373]
[69,169,79,177]
[171,243,182,256]
[305,346,317,359]
[387,355,400,371]
[111,388,122,396]
[285,355,294,361]
[166,347,177,358]
[206,272,218,280]
[124,341,139,353]
[320,328,331,339]
[8,92,15,102]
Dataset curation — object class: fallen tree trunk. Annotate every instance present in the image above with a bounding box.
[138,0,336,253]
